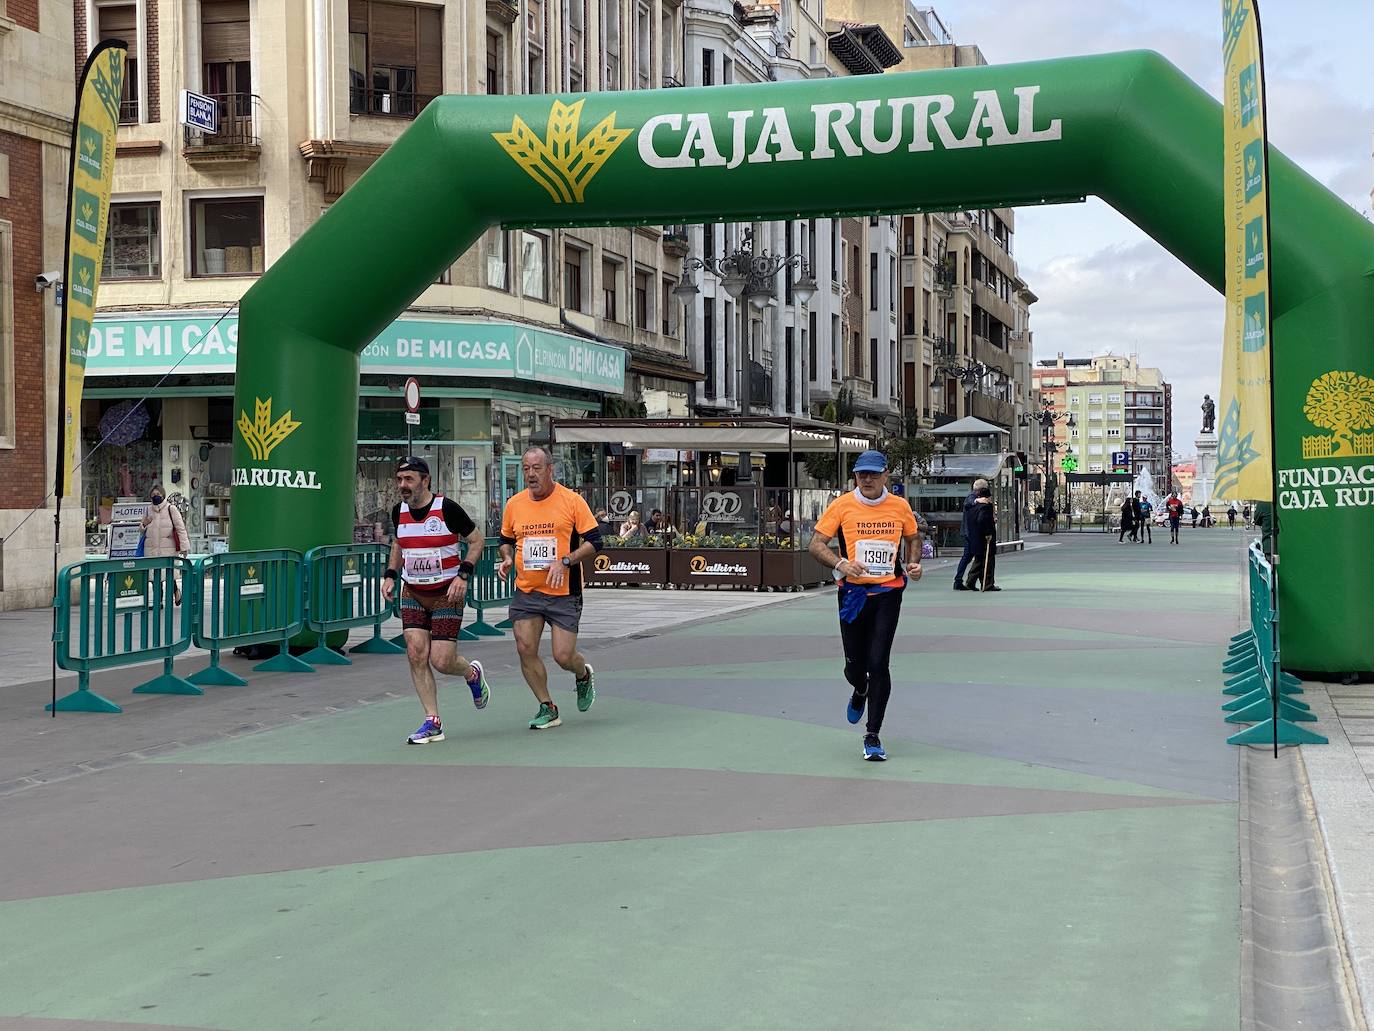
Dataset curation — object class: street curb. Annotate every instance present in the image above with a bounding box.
[1239,741,1363,1031]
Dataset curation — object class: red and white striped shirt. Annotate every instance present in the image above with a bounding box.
[397,495,462,589]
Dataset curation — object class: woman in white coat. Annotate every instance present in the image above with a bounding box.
[141,483,188,602]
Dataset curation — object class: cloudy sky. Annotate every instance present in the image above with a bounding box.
[934,0,1374,458]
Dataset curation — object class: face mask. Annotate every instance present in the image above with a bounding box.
[151,494,164,504]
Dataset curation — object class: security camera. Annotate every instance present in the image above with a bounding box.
[34,271,62,292]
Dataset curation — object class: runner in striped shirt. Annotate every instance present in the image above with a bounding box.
[381,456,491,744]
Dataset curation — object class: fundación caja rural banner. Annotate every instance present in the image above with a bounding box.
[1216,0,1274,501]
[56,40,127,498]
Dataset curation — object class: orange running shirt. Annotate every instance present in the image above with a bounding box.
[813,491,917,589]
[501,483,599,596]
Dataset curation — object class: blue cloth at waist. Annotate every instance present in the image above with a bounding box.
[838,578,903,623]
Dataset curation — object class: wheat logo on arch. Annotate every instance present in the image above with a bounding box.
[1301,371,1374,460]
[237,397,301,462]
[492,99,632,204]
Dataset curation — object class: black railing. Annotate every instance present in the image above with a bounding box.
[183,93,261,150]
[663,74,684,88]
[119,96,139,124]
[349,87,437,119]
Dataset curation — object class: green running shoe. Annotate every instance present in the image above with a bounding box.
[575,663,596,713]
[529,701,561,730]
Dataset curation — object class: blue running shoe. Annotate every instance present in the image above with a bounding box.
[407,716,445,745]
[863,733,886,761]
[846,693,865,725]
[467,660,489,710]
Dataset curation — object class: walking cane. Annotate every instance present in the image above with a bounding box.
[981,538,992,592]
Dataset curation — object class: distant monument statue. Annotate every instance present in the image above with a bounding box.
[1201,394,1216,434]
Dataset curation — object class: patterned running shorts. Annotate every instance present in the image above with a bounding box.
[400,583,464,642]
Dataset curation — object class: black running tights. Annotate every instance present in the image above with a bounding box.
[839,588,904,736]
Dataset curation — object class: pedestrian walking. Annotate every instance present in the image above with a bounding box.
[1227,504,1238,528]
[1165,492,1184,544]
[140,484,188,604]
[381,456,491,745]
[962,485,999,591]
[1202,504,1213,528]
[952,477,992,590]
[807,450,922,762]
[1190,505,1199,528]
[1044,500,1058,535]
[1137,493,1153,544]
[1242,503,1252,528]
[498,446,603,730]
[1118,496,1136,544]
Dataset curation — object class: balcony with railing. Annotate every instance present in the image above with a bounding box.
[349,86,438,120]
[183,93,262,163]
[843,376,876,401]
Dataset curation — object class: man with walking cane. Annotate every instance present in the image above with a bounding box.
[961,485,999,592]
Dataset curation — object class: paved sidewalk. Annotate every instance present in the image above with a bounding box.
[0,530,1352,1029]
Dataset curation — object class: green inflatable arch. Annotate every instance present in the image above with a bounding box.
[231,50,1374,674]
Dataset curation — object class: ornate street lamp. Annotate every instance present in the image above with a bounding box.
[671,226,816,308]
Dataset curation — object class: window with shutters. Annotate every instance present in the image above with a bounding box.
[566,0,584,92]
[634,267,652,330]
[635,2,651,89]
[526,0,545,92]
[347,0,442,118]
[486,29,505,95]
[96,3,140,123]
[603,3,621,89]
[201,0,252,122]
[703,301,716,398]
[602,257,623,322]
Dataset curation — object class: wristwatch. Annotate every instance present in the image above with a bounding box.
[560,556,572,567]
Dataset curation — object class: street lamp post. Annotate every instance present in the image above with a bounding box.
[673,225,817,417]
[1020,399,1075,529]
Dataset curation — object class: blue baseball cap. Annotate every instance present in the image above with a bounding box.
[853,450,888,474]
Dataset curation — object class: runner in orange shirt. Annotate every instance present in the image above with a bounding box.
[808,450,923,761]
[498,446,604,729]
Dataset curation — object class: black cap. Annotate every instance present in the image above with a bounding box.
[397,456,429,477]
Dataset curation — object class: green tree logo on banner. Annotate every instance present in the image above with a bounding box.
[1301,371,1374,460]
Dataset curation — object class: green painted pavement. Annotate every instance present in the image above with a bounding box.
[676,604,1177,644]
[614,646,1225,693]
[0,806,1237,1031]
[152,690,1201,799]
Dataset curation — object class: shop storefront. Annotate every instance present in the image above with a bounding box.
[81,311,626,550]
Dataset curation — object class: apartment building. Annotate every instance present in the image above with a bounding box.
[678,0,902,458]
[74,0,696,544]
[1033,354,1174,480]
[832,1,1038,449]
[0,0,79,610]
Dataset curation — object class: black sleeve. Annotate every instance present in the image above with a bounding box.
[583,527,605,552]
[441,497,477,538]
[391,502,403,533]
[500,535,517,548]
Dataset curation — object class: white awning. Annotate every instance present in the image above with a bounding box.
[551,423,873,453]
